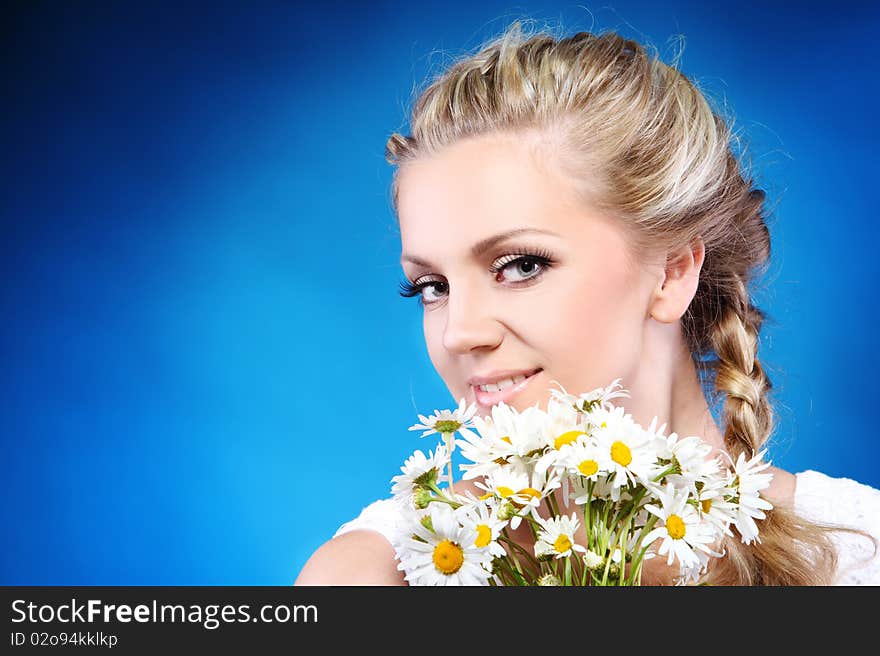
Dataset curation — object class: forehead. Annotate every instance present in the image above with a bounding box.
[396,133,582,251]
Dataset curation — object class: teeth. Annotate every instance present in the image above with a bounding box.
[478,373,527,393]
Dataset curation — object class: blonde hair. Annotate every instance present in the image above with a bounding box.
[384,20,876,584]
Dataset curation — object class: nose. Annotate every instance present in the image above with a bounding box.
[441,282,504,354]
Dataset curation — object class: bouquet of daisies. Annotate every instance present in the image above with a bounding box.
[389,379,774,586]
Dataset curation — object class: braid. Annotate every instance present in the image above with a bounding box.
[711,279,773,457]
[704,280,840,585]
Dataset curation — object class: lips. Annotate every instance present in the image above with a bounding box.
[472,368,543,410]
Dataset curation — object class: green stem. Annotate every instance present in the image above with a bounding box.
[426,481,462,508]
[509,551,530,585]
[498,530,542,581]
[442,432,455,495]
[599,542,613,586]
[427,496,459,508]
[653,464,678,482]
[627,514,659,585]
[618,520,628,586]
[584,479,593,548]
[494,556,526,586]
[521,512,541,542]
[599,498,612,561]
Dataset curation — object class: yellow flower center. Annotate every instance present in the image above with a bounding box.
[500,435,512,444]
[478,492,493,500]
[553,534,572,554]
[701,499,712,514]
[475,524,492,548]
[517,487,542,500]
[578,459,599,476]
[610,440,632,467]
[665,514,686,539]
[554,430,584,450]
[496,486,515,498]
[432,539,464,574]
[434,420,461,434]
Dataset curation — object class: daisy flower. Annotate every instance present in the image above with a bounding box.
[645,415,671,448]
[726,448,774,544]
[494,403,549,461]
[548,377,631,417]
[591,405,657,500]
[542,438,605,507]
[394,503,493,586]
[542,393,589,450]
[582,549,604,571]
[558,439,606,481]
[660,434,722,492]
[475,465,530,504]
[390,443,449,502]
[408,397,478,492]
[459,402,548,476]
[474,464,561,529]
[609,546,625,567]
[408,397,478,442]
[534,513,587,559]
[533,394,589,475]
[534,540,557,561]
[692,476,738,537]
[455,413,517,480]
[642,484,718,575]
[455,498,508,558]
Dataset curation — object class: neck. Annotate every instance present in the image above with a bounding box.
[617,318,727,456]
[614,317,795,507]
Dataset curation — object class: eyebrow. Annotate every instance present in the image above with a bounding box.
[400,228,561,268]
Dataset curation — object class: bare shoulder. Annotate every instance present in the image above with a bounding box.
[294,479,487,586]
[765,465,797,508]
[294,530,407,586]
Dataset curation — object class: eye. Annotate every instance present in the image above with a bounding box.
[490,254,549,283]
[397,248,555,307]
[398,278,448,305]
[419,280,448,303]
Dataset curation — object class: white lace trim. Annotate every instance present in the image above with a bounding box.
[333,470,880,584]
[333,497,404,547]
[793,469,880,585]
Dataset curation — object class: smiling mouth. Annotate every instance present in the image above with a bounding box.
[472,369,543,408]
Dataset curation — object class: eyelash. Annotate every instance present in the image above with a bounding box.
[398,247,556,307]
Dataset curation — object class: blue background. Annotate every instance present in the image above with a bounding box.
[2,1,877,584]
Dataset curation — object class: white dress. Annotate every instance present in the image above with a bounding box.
[333,469,880,585]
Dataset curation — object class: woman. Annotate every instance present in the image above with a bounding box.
[295,22,880,585]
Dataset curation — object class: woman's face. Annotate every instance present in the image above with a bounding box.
[397,132,664,416]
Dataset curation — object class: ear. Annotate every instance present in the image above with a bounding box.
[649,237,705,323]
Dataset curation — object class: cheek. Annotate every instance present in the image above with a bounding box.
[547,272,646,392]
[423,312,457,385]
